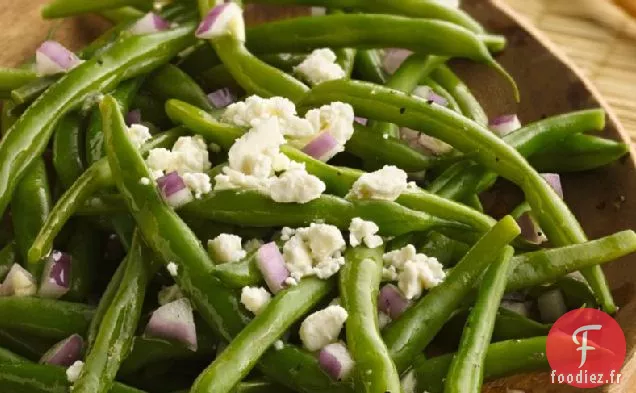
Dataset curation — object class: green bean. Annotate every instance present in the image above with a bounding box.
[87,256,126,350]
[145,64,214,112]
[444,246,513,393]
[507,230,636,292]
[0,68,37,98]
[558,274,597,309]
[491,308,551,341]
[192,278,333,393]
[63,222,101,302]
[28,128,186,266]
[431,64,487,125]
[419,231,469,267]
[212,249,264,288]
[530,134,630,172]
[42,0,154,18]
[245,0,485,33]
[86,78,144,165]
[100,7,145,23]
[422,76,462,113]
[0,297,94,340]
[0,363,145,393]
[132,90,173,128]
[102,95,351,393]
[0,329,54,361]
[10,75,58,107]
[383,216,520,372]
[0,240,17,278]
[52,112,85,189]
[0,21,196,223]
[73,232,155,393]
[352,50,386,84]
[0,346,27,364]
[411,337,548,393]
[340,246,401,393]
[301,79,616,313]
[1,100,18,136]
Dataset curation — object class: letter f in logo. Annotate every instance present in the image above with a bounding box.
[572,324,602,368]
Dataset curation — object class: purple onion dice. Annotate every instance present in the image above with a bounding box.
[129,12,171,35]
[318,342,354,381]
[541,173,563,199]
[195,3,245,41]
[207,88,235,109]
[301,132,340,162]
[378,284,410,319]
[157,171,193,208]
[145,298,197,351]
[256,242,290,293]
[40,334,84,367]
[35,40,82,76]
[489,114,521,136]
[38,251,71,299]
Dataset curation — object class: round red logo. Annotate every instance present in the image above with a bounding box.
[546,308,626,388]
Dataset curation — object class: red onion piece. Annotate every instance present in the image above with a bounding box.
[125,109,142,126]
[145,298,198,351]
[318,342,354,381]
[195,3,244,41]
[40,334,84,367]
[38,251,71,299]
[378,284,410,319]
[382,49,412,74]
[414,86,448,106]
[489,114,521,136]
[516,212,547,245]
[354,117,367,126]
[537,289,568,323]
[500,300,531,318]
[0,264,36,297]
[35,41,82,76]
[301,132,340,162]
[256,242,290,293]
[541,173,563,199]
[129,12,171,35]
[157,171,193,208]
[207,88,235,108]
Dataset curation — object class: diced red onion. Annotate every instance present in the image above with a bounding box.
[157,171,193,208]
[500,300,531,318]
[378,284,410,319]
[354,117,367,126]
[145,298,198,351]
[0,264,36,297]
[301,132,341,162]
[195,3,245,41]
[541,173,563,199]
[382,49,412,74]
[35,41,82,76]
[318,342,354,381]
[129,12,171,35]
[516,212,547,245]
[38,251,71,299]
[39,334,84,367]
[125,109,142,126]
[413,86,448,106]
[489,114,521,136]
[256,242,290,293]
[207,88,235,109]
[537,289,568,323]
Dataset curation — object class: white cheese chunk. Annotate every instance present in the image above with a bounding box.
[127,124,151,148]
[208,233,246,263]
[294,48,346,85]
[182,172,212,198]
[240,286,271,315]
[348,165,408,201]
[282,224,346,281]
[268,166,326,204]
[167,262,179,277]
[66,360,84,383]
[349,218,383,248]
[299,305,348,351]
[385,245,446,300]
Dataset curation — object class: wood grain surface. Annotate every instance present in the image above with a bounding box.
[1,1,636,392]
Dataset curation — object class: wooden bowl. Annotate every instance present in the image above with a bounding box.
[1,0,635,392]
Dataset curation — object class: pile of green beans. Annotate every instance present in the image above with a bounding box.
[0,1,633,393]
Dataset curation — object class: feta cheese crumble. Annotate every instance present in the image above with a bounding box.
[383,245,446,300]
[208,234,246,263]
[167,262,179,277]
[66,360,84,383]
[349,218,383,248]
[274,340,284,350]
[139,177,151,185]
[283,223,346,280]
[348,165,408,201]
[268,165,327,203]
[244,238,264,252]
[294,48,346,85]
[127,124,151,148]
[299,305,348,351]
[182,173,212,198]
[240,286,271,315]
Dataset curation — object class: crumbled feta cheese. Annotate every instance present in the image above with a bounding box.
[240,286,271,315]
[283,223,346,281]
[167,262,178,277]
[209,234,246,263]
[283,235,314,279]
[304,102,355,147]
[348,165,408,201]
[382,266,398,281]
[303,224,346,261]
[329,297,341,307]
[228,118,287,177]
[299,305,348,351]
[268,166,326,203]
[294,48,346,85]
[1,264,36,297]
[139,177,151,185]
[146,148,178,174]
[274,340,284,350]
[158,284,184,306]
[244,238,264,253]
[146,136,211,177]
[284,276,298,286]
[280,227,296,241]
[349,218,383,248]
[378,312,392,329]
[66,360,84,383]
[182,172,212,198]
[384,245,446,300]
[127,124,151,148]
